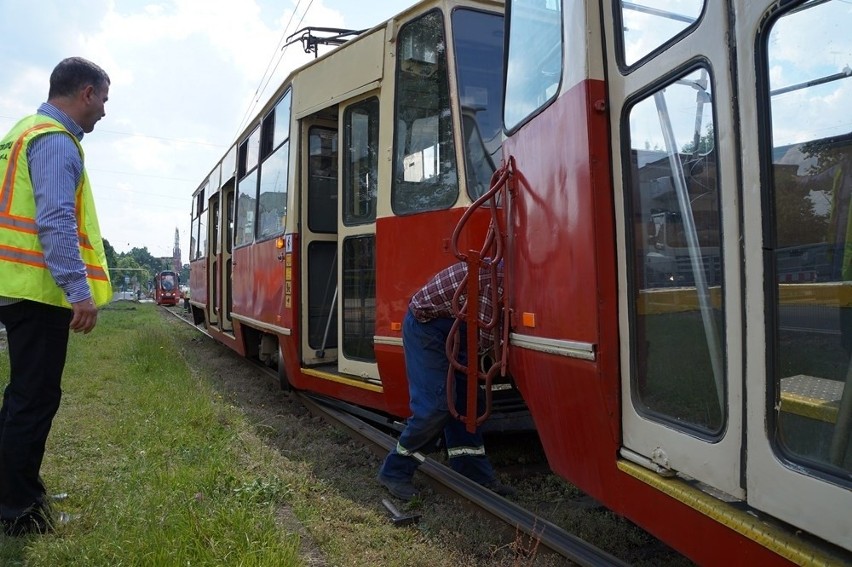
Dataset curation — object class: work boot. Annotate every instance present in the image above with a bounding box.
[377,473,418,501]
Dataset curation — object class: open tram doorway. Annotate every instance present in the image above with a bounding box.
[206,182,235,334]
[298,100,381,385]
[219,180,234,333]
[300,118,339,369]
[337,95,379,382]
[206,192,220,328]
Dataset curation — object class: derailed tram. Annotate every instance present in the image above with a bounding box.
[499,0,851,564]
[187,0,512,418]
[186,0,852,564]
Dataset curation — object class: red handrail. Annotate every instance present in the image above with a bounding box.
[445,157,516,433]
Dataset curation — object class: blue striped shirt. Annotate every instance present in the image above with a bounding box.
[0,102,91,307]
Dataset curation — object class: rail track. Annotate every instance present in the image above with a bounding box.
[159,303,643,566]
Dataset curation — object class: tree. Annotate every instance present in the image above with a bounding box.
[681,123,714,156]
[102,238,118,270]
[111,255,150,293]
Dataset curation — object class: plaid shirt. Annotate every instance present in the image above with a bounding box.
[409,261,503,351]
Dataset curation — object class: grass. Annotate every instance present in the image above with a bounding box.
[0,304,301,566]
[0,303,694,566]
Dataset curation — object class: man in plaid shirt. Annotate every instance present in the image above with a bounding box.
[377,260,514,501]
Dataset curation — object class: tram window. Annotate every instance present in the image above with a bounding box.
[190,216,198,261]
[207,165,220,199]
[503,0,561,132]
[617,1,704,69]
[765,0,852,477]
[194,189,206,260]
[624,66,725,435]
[235,170,258,247]
[452,8,504,200]
[342,235,376,361]
[308,127,338,234]
[223,144,237,181]
[246,126,261,173]
[307,241,338,351]
[195,190,205,220]
[257,141,289,239]
[343,98,379,225]
[260,113,274,160]
[392,10,459,215]
[238,126,260,179]
[212,198,220,256]
[198,212,207,259]
[273,90,291,149]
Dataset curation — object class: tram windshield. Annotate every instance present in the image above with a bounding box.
[503,0,561,131]
[160,272,177,291]
[452,8,504,199]
[392,8,504,213]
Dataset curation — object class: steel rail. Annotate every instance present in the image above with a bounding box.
[299,392,631,567]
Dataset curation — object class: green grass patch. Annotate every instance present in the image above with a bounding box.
[0,305,300,566]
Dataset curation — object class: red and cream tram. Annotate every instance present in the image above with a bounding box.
[499,0,851,564]
[187,0,508,417]
[186,0,852,563]
[154,270,180,306]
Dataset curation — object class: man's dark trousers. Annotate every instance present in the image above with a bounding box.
[0,300,71,520]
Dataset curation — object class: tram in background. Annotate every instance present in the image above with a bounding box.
[153,270,180,306]
[185,0,852,563]
[498,0,851,564]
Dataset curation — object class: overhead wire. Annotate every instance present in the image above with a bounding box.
[232,0,314,141]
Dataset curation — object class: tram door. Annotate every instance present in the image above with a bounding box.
[337,95,380,380]
[300,120,339,367]
[604,0,744,497]
[606,2,852,549]
[207,191,219,327]
[219,181,234,332]
[207,181,234,334]
[738,1,852,549]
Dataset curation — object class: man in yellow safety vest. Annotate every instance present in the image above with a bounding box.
[0,57,111,536]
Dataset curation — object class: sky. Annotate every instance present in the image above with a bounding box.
[622,0,852,150]
[0,0,414,264]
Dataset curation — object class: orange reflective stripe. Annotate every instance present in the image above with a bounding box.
[78,231,93,250]
[0,243,47,268]
[0,123,57,213]
[0,213,38,233]
[85,262,108,281]
[1,213,94,249]
[0,244,106,281]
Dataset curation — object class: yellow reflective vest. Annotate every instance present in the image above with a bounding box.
[0,115,111,307]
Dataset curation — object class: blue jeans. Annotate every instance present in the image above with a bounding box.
[379,310,495,485]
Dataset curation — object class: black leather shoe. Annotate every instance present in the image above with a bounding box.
[3,510,52,537]
[2,504,71,537]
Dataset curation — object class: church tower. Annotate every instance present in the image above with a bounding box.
[173,227,181,273]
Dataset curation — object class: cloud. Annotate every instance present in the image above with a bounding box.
[0,0,419,261]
